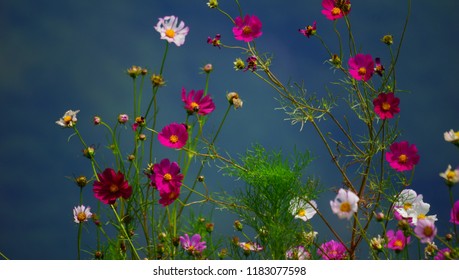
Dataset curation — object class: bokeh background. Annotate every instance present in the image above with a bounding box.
[1,0,459,259]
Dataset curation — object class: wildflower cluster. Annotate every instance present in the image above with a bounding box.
[52,0,459,260]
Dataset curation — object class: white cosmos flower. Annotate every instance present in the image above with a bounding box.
[439,165,459,186]
[154,15,189,47]
[56,109,80,128]
[394,189,437,225]
[73,205,92,224]
[290,198,317,222]
[330,188,359,220]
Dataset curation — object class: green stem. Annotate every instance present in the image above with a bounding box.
[110,204,140,260]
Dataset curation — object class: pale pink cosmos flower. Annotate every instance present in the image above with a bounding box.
[393,189,437,226]
[181,88,215,116]
[373,92,400,120]
[158,123,188,149]
[155,15,189,47]
[73,205,92,223]
[414,219,437,243]
[317,240,347,260]
[330,188,359,220]
[286,246,311,260]
[232,15,263,42]
[348,53,374,81]
[180,233,207,255]
[321,0,351,21]
[385,141,420,172]
[239,242,263,252]
[290,198,317,222]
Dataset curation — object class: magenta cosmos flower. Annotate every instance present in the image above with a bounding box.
[233,15,263,42]
[322,0,351,21]
[158,122,188,149]
[450,200,459,224]
[435,248,452,260]
[385,141,420,172]
[93,168,132,204]
[181,88,216,116]
[180,233,207,255]
[317,240,347,260]
[150,158,183,207]
[348,53,374,81]
[154,15,189,47]
[386,229,410,252]
[373,92,400,120]
[299,21,317,38]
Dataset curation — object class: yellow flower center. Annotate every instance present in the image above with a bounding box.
[424,226,433,237]
[77,212,87,222]
[381,102,391,111]
[297,209,306,217]
[244,243,252,250]
[109,184,119,193]
[417,213,426,220]
[394,240,403,248]
[447,170,457,180]
[63,115,72,123]
[455,131,459,138]
[398,154,408,164]
[169,134,179,143]
[191,102,199,111]
[163,173,172,181]
[340,202,351,213]
[242,25,252,35]
[403,202,412,211]
[358,67,367,76]
[165,29,175,38]
[331,7,342,15]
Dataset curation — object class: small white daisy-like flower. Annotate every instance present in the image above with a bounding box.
[290,197,317,222]
[73,205,93,224]
[56,110,80,128]
[440,165,459,186]
[444,129,459,143]
[330,188,359,220]
[154,15,189,47]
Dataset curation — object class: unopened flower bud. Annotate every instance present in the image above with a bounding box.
[218,248,227,259]
[127,65,143,78]
[93,116,101,125]
[83,146,95,159]
[375,212,385,222]
[329,54,341,66]
[118,114,129,124]
[172,236,180,247]
[94,250,103,259]
[138,133,147,141]
[151,74,165,87]
[206,223,214,233]
[231,236,240,246]
[75,175,88,188]
[156,243,165,255]
[446,233,453,241]
[198,217,206,223]
[233,58,245,70]
[227,92,243,109]
[128,154,135,161]
[207,0,218,8]
[197,175,205,182]
[203,63,213,73]
[382,34,393,45]
[234,220,243,231]
[158,232,167,241]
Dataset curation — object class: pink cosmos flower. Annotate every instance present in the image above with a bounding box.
[180,233,207,255]
[434,248,451,260]
[73,205,92,224]
[207,34,221,48]
[385,141,420,172]
[450,200,459,224]
[239,242,263,252]
[155,15,189,47]
[233,15,263,42]
[374,57,385,76]
[150,158,183,207]
[317,240,347,260]
[158,122,188,149]
[386,229,410,252]
[414,219,437,243]
[373,92,400,120]
[322,0,351,21]
[244,56,258,72]
[181,88,216,116]
[299,21,317,38]
[93,168,132,204]
[348,53,374,81]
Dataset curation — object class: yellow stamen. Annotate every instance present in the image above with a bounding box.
[398,154,408,164]
[165,29,175,38]
[393,240,403,248]
[340,202,351,212]
[447,170,457,180]
[358,67,367,76]
[169,134,179,143]
[109,184,119,193]
[417,213,426,220]
[382,102,391,111]
[77,212,86,222]
[424,226,433,237]
[403,202,412,211]
[163,173,172,181]
[331,7,342,15]
[297,209,306,217]
[63,116,72,123]
[242,25,252,35]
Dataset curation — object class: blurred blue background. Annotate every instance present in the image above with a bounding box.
[1,0,459,259]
